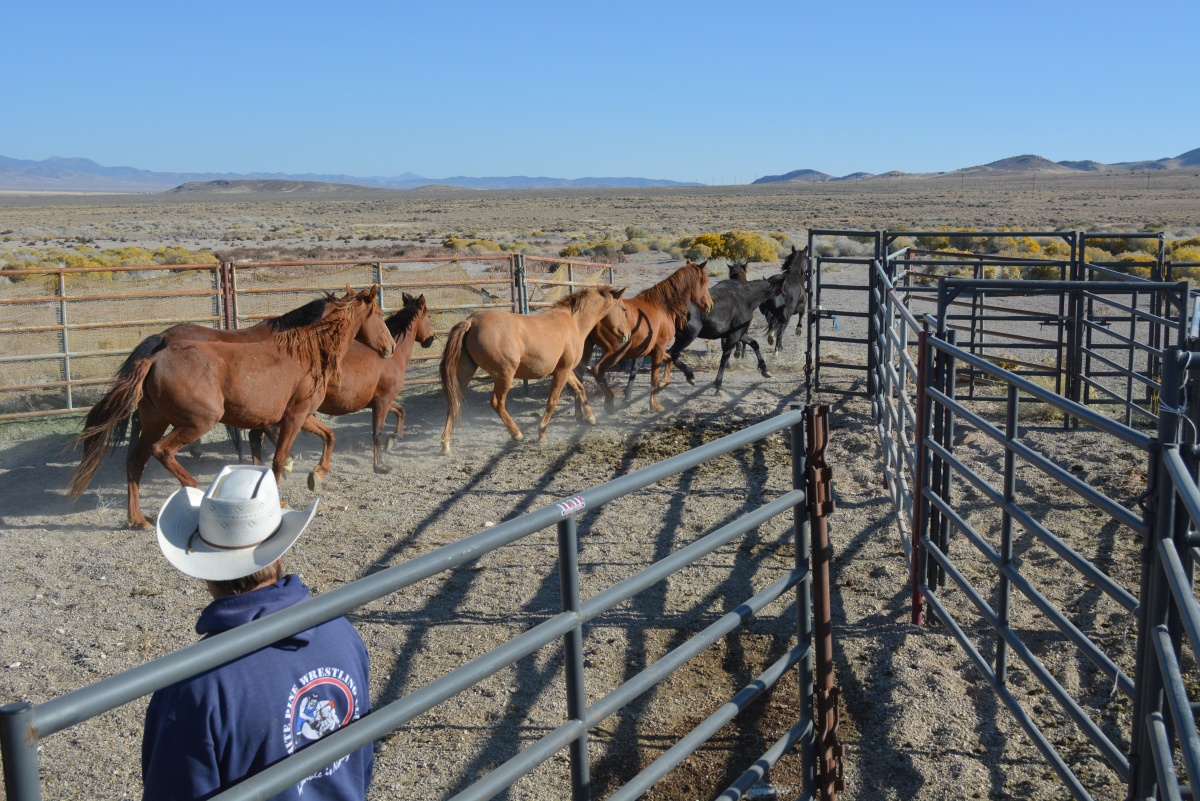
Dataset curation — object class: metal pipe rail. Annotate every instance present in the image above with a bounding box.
[0,408,817,801]
[1136,348,1200,798]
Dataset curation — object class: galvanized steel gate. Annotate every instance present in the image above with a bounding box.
[1,406,840,801]
[836,237,1200,800]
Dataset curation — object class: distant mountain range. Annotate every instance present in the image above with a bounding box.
[752,148,1200,184]
[2,149,1197,193]
[0,155,701,193]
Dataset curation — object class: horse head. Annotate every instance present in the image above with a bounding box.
[691,261,715,313]
[348,285,395,359]
[601,286,631,345]
[411,293,436,348]
[727,261,749,282]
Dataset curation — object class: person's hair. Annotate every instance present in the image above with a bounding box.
[207,559,283,596]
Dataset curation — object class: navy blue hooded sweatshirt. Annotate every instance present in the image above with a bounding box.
[142,575,373,800]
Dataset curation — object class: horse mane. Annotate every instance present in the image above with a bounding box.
[637,263,705,314]
[385,298,421,341]
[551,286,608,312]
[274,294,358,387]
[264,292,338,333]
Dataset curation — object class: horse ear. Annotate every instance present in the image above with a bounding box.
[366,284,380,303]
[417,294,426,307]
[611,286,626,300]
[402,292,414,304]
[699,260,708,269]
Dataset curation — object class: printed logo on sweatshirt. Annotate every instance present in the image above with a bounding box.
[283,667,363,792]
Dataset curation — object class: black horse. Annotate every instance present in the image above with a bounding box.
[665,277,783,391]
[758,246,809,352]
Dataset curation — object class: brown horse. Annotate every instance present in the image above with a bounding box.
[68,286,395,528]
[248,293,435,474]
[439,286,628,455]
[583,260,713,413]
[116,293,342,464]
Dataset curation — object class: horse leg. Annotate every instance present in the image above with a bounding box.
[567,369,596,426]
[148,423,207,494]
[714,337,738,393]
[269,417,305,500]
[260,425,292,473]
[384,401,404,451]
[623,358,639,402]
[301,415,336,490]
[489,373,524,441]
[537,369,573,440]
[744,334,772,378]
[668,324,700,386]
[592,351,621,413]
[125,408,171,529]
[648,349,667,412]
[372,401,391,474]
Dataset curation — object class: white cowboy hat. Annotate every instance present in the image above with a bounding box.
[156,465,318,581]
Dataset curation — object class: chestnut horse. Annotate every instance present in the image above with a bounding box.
[115,293,341,462]
[439,286,628,455]
[583,260,713,413]
[247,293,436,474]
[68,286,394,528]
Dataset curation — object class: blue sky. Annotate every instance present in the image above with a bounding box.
[4,0,1198,183]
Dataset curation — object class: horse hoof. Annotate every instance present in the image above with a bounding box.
[130,519,153,530]
[441,441,451,456]
[283,457,294,474]
[585,414,596,425]
[307,472,322,491]
[374,463,391,475]
[651,403,665,413]
[383,435,394,452]
[188,443,203,458]
[761,370,773,378]
[513,432,524,442]
[687,377,696,386]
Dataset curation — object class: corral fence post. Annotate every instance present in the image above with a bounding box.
[513,253,529,315]
[910,327,930,625]
[556,513,591,800]
[372,261,385,310]
[789,406,816,800]
[0,701,41,801]
[220,261,238,330]
[1130,346,1184,799]
[56,271,72,412]
[805,404,844,800]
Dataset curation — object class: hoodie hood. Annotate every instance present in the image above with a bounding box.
[195,573,314,646]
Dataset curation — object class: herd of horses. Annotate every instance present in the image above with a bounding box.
[67,248,809,528]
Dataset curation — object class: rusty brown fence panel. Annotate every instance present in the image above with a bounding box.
[227,255,517,388]
[0,254,632,419]
[0,263,224,421]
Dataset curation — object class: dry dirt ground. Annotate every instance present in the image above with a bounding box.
[0,179,1173,800]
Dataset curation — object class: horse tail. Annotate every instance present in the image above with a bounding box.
[440,318,474,426]
[69,355,155,500]
[109,335,164,447]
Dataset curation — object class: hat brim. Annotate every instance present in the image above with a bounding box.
[156,487,317,581]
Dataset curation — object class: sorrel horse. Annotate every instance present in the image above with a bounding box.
[665,277,783,391]
[583,260,713,413]
[759,246,809,352]
[246,293,435,474]
[116,293,341,462]
[68,286,395,528]
[439,286,628,455]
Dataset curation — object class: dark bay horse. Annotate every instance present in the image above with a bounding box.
[759,246,809,352]
[439,286,628,455]
[247,293,435,474]
[583,260,713,412]
[665,278,782,391]
[69,287,394,528]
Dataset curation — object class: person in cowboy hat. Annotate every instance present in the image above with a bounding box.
[141,465,373,801]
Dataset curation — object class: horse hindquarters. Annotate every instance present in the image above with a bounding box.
[439,319,479,455]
